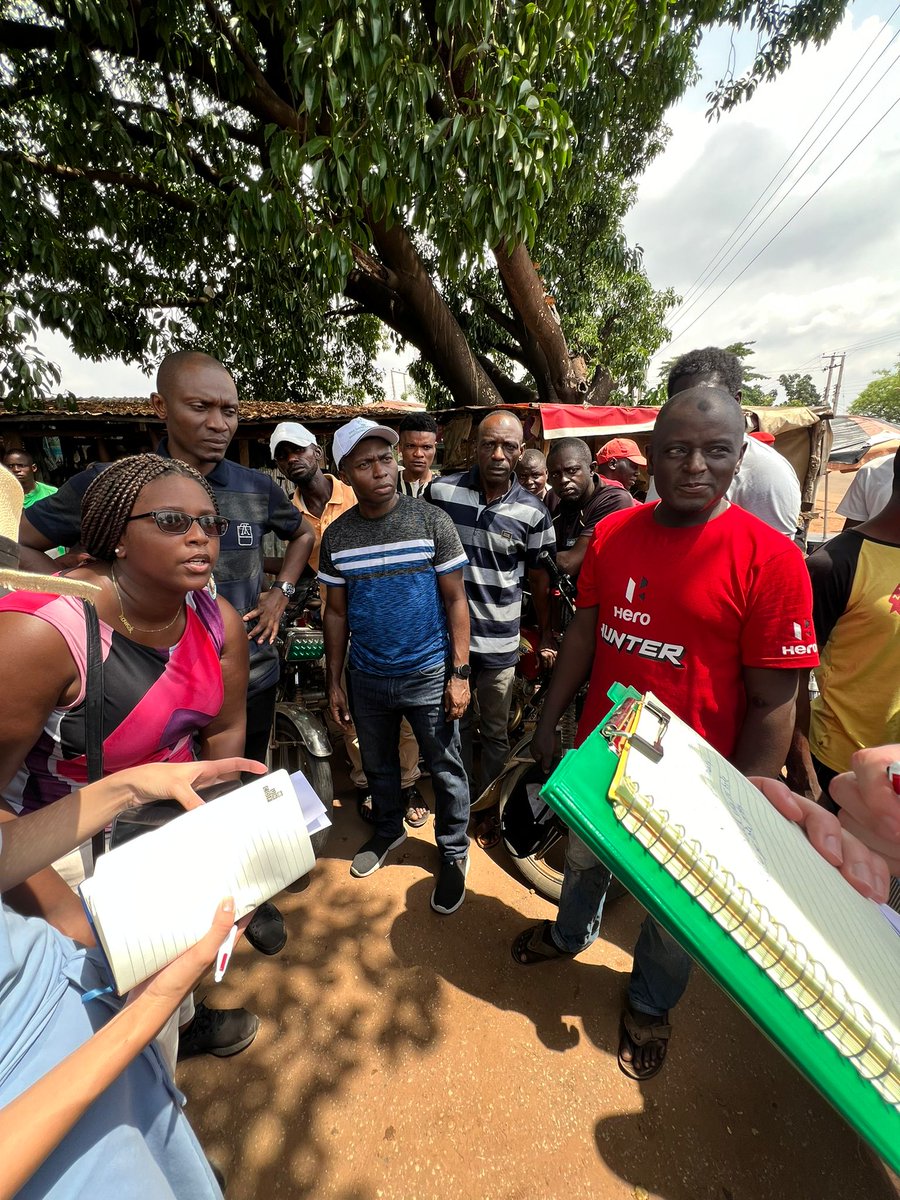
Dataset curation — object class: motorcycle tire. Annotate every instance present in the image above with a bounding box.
[268,714,334,856]
[498,793,629,908]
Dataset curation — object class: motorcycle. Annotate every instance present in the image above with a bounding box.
[476,553,626,907]
[268,577,334,852]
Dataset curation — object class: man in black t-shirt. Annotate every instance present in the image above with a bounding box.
[546,438,634,579]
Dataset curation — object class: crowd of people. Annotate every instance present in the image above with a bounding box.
[0,345,897,1196]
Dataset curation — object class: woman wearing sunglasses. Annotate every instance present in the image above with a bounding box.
[0,454,256,1060]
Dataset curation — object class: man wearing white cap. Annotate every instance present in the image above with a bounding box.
[271,420,422,824]
[319,418,473,914]
[270,421,356,576]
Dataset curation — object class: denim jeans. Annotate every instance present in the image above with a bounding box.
[460,663,516,798]
[550,830,693,1018]
[347,664,470,860]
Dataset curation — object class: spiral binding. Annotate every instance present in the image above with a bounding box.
[613,779,900,1109]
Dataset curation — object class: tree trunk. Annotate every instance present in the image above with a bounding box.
[369,220,500,408]
[492,242,588,404]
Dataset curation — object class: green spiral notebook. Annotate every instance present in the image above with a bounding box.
[541,684,900,1172]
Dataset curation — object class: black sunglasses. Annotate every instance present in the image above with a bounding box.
[125,510,230,537]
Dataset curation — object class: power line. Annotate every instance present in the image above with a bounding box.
[669,44,900,335]
[666,90,900,345]
[670,8,900,319]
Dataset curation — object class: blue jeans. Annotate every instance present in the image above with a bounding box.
[550,831,692,1017]
[347,664,470,861]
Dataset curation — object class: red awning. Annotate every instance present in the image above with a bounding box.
[537,404,659,440]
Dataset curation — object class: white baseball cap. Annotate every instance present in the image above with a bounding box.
[332,416,398,468]
[269,421,317,457]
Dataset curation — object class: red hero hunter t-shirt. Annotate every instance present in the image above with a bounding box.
[575,501,818,757]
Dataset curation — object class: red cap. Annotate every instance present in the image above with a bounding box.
[749,430,776,445]
[595,437,647,466]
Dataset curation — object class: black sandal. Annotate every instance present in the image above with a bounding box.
[356,789,376,825]
[511,920,576,966]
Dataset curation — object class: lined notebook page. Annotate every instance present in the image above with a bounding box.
[613,697,900,1055]
[79,771,315,993]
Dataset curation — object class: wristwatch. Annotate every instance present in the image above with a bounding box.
[451,664,472,680]
[271,580,296,598]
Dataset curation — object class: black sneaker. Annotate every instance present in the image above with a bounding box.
[431,856,469,915]
[177,1001,260,1060]
[350,831,407,878]
[244,900,287,955]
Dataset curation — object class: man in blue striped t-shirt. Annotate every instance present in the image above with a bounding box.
[427,411,556,819]
[320,418,473,914]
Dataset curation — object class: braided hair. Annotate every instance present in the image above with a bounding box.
[81,454,219,562]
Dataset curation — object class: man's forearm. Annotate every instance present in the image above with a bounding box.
[279,526,314,584]
[444,594,470,668]
[530,572,552,639]
[535,609,596,731]
[323,608,349,688]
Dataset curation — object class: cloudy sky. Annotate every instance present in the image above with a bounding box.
[36,2,900,409]
[625,0,900,409]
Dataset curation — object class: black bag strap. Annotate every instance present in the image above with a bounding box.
[83,600,106,864]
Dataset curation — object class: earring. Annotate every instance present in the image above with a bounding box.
[114,547,123,556]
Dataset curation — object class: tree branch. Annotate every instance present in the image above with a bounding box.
[200,0,305,136]
[475,354,537,404]
[4,152,199,212]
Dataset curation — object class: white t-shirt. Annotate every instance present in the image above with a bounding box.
[647,435,801,535]
[835,454,895,523]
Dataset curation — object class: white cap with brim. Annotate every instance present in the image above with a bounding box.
[0,467,101,601]
[269,421,317,458]
[332,417,399,469]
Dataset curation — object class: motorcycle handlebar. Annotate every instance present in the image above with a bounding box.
[536,550,577,613]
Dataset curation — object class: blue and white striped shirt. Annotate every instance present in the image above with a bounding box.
[427,468,556,669]
[319,496,467,676]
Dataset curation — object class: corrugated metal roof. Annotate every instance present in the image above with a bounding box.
[0,397,425,423]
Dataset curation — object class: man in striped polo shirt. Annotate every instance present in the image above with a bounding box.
[427,411,556,822]
[319,418,473,914]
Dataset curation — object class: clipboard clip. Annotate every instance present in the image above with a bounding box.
[601,696,669,763]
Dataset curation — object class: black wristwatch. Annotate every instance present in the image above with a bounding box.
[271,580,296,599]
[451,664,471,680]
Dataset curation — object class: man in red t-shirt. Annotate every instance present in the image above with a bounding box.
[511,388,818,1080]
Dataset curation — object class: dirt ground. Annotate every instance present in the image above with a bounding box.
[180,768,899,1200]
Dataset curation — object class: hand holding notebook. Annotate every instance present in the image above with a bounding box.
[541,687,900,1172]
[79,769,324,994]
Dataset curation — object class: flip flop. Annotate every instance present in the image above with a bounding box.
[511,920,576,965]
[617,1007,672,1081]
[404,801,430,828]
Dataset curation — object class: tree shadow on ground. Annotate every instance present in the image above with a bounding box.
[392,878,898,1200]
[178,807,447,1200]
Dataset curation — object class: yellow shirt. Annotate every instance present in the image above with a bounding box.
[809,532,900,773]
[292,474,357,572]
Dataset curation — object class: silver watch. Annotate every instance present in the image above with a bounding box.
[271,580,296,598]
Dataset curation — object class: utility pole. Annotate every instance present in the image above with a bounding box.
[821,351,846,412]
[832,353,846,414]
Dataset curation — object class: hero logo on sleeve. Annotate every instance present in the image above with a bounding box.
[780,618,817,657]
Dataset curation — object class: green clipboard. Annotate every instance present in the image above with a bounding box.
[540,683,900,1173]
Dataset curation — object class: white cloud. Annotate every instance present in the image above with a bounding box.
[626,7,900,407]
